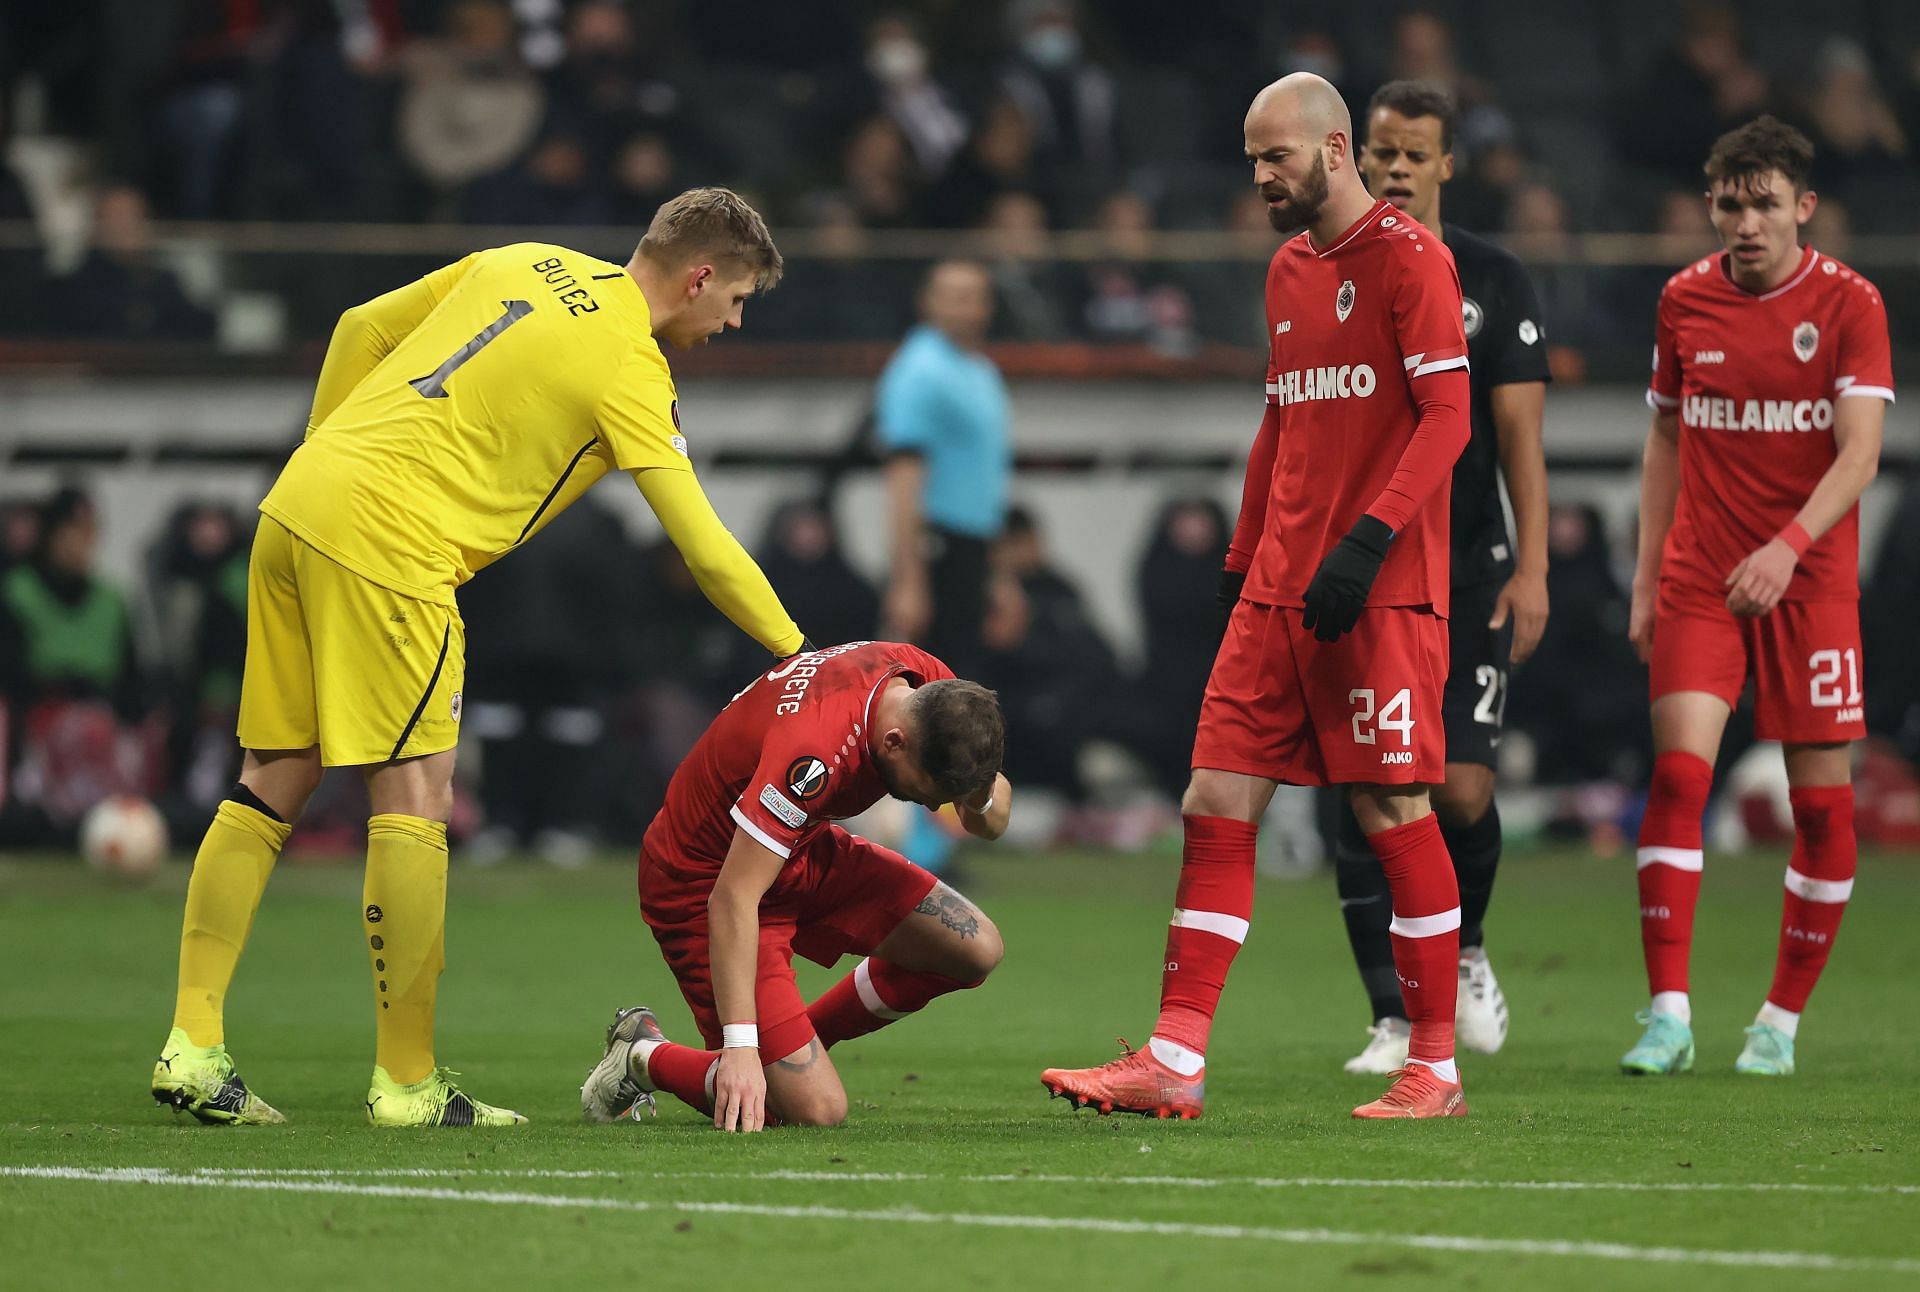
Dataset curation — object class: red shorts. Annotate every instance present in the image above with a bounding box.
[1650,579,1865,743]
[1192,600,1448,786]
[637,825,938,1060]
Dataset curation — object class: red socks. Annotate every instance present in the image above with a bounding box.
[808,957,976,1049]
[1767,785,1856,1014]
[1151,815,1258,1058]
[1368,815,1461,1067]
[644,1042,719,1114]
[1636,751,1713,999]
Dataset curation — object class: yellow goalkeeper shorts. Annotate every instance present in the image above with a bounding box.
[237,515,466,767]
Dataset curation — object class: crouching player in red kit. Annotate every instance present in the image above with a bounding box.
[1041,73,1473,1120]
[581,642,1011,1131]
[1623,117,1890,1078]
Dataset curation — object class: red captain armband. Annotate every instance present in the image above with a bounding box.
[1777,521,1814,558]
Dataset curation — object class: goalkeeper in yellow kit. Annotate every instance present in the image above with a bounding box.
[151,189,810,1127]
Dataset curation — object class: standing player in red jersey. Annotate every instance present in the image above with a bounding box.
[1623,116,1891,1079]
[1040,72,1473,1121]
[580,641,1011,1131]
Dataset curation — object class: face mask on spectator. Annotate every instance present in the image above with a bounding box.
[869,37,928,85]
[1023,28,1079,69]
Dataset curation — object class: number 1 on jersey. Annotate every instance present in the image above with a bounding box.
[410,299,533,399]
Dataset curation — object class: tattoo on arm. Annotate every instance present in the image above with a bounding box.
[915,883,981,940]
[774,1038,822,1071]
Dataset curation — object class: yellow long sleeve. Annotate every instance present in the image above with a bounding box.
[632,467,805,656]
[306,254,477,433]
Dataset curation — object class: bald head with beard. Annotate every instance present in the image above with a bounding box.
[1244,72,1369,236]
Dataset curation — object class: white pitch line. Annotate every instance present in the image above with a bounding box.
[3,1166,1916,1275]
[160,1165,1920,1196]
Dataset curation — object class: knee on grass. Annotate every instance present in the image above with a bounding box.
[773,1083,849,1128]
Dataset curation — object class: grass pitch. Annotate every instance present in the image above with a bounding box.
[2,843,1917,1290]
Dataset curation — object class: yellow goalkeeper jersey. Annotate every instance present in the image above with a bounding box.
[262,243,691,606]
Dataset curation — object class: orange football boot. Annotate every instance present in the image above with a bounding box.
[1041,1039,1205,1120]
[1351,1064,1467,1119]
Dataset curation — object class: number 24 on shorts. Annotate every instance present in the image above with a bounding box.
[1349,688,1414,745]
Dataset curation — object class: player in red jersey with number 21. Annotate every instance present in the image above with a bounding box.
[1624,117,1891,1079]
[1042,73,1473,1120]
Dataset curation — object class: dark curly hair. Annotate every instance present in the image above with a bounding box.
[910,679,1004,804]
[1705,115,1816,194]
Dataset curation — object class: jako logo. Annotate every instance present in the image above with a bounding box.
[1694,350,1726,364]
[1380,750,1414,764]
[1786,927,1830,945]
[1271,363,1377,406]
[1641,905,1671,920]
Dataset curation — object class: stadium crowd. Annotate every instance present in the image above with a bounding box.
[4,2,1920,352]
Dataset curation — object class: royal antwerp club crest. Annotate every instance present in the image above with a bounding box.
[1793,321,1819,362]
[1336,279,1356,323]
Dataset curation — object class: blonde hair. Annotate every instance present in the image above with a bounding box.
[637,187,784,291]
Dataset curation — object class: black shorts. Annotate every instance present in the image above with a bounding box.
[1440,578,1514,769]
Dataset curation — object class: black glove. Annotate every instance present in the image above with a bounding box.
[783,635,818,660]
[1216,568,1247,611]
[1301,515,1393,643]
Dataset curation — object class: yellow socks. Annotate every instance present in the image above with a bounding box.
[172,800,291,1047]
[363,814,450,1085]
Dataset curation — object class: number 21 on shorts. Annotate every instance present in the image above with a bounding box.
[1808,648,1862,709]
[1349,688,1414,745]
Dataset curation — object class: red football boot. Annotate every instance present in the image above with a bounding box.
[1041,1039,1205,1120]
[1351,1064,1467,1119]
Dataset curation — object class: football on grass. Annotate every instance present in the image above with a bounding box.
[80,795,168,881]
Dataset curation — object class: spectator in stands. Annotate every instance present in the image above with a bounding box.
[150,0,260,217]
[462,501,635,862]
[980,505,1120,800]
[1504,181,1598,350]
[1609,189,1719,341]
[261,0,397,220]
[727,500,878,680]
[1802,38,1909,203]
[1382,9,1514,163]
[927,97,1042,228]
[841,114,924,227]
[462,131,608,225]
[1506,503,1647,786]
[151,503,249,816]
[1131,497,1230,799]
[980,190,1072,340]
[1074,191,1198,355]
[1614,2,1771,188]
[876,258,1012,871]
[0,488,150,844]
[543,0,710,178]
[999,0,1120,223]
[839,13,969,183]
[397,0,544,218]
[1805,193,1853,259]
[605,132,681,227]
[43,186,216,341]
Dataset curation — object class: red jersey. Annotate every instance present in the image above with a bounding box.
[1648,246,1894,601]
[1246,201,1469,614]
[642,641,951,884]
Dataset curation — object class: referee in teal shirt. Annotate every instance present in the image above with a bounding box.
[876,259,1011,872]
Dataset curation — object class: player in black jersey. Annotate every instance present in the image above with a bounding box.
[1327,80,1553,1074]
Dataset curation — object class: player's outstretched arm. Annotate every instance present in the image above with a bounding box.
[1724,394,1884,618]
[306,254,476,432]
[633,467,807,656]
[1629,410,1681,660]
[1490,381,1550,663]
[957,772,1012,842]
[708,828,787,1133]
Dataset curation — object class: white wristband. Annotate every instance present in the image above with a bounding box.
[721,1023,759,1050]
[968,795,994,815]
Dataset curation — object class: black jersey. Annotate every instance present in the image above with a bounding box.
[1442,223,1551,588]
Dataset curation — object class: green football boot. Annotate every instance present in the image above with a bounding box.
[1734,1022,1796,1076]
[1620,1009,1695,1075]
[151,1027,286,1125]
[365,1066,527,1127]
